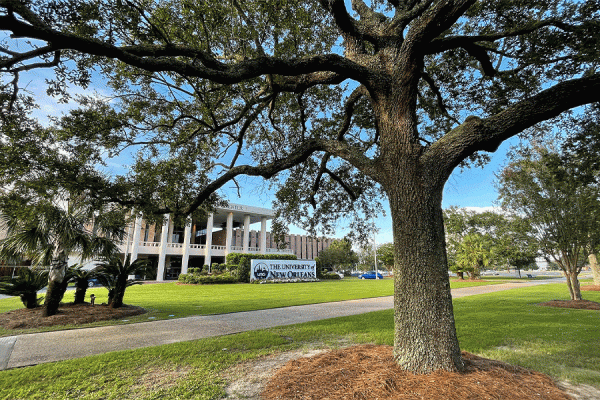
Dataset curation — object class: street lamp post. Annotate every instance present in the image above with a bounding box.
[373,221,379,280]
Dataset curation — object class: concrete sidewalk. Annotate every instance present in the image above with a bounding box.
[0,280,552,370]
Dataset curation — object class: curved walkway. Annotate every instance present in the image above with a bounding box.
[0,279,556,370]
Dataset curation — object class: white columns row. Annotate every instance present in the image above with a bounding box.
[127,212,269,281]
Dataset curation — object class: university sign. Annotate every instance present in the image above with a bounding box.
[250,259,317,281]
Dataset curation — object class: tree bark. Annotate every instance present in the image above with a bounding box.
[385,165,463,373]
[564,270,583,301]
[588,253,600,286]
[73,283,87,304]
[43,249,68,317]
[110,275,127,308]
[569,273,582,300]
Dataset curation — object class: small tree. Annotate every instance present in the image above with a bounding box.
[377,243,395,270]
[71,265,97,304]
[96,256,151,308]
[0,268,48,309]
[455,234,491,279]
[498,148,600,300]
[317,238,358,272]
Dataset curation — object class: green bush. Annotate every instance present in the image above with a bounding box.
[212,263,227,273]
[226,253,297,283]
[178,272,237,284]
[322,272,341,280]
[0,267,48,308]
[189,267,203,274]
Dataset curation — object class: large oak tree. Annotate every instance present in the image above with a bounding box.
[1,0,599,372]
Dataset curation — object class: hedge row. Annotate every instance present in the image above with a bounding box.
[178,272,238,284]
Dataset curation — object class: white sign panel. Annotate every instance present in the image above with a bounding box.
[250,259,317,281]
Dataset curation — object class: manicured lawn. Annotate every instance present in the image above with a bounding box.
[0,283,597,399]
[0,277,515,336]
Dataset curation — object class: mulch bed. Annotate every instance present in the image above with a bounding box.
[538,299,600,310]
[0,303,147,330]
[581,285,600,291]
[262,344,573,400]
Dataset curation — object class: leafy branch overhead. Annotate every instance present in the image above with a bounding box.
[2,1,599,226]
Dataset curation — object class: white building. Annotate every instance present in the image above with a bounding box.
[119,203,333,280]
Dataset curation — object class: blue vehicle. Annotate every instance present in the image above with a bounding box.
[358,271,383,280]
[87,278,101,287]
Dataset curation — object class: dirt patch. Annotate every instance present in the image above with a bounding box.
[581,285,600,291]
[127,365,192,393]
[223,348,327,399]
[259,345,578,400]
[0,303,147,329]
[538,300,600,310]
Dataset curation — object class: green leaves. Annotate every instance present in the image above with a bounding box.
[497,146,600,275]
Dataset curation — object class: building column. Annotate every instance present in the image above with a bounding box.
[243,214,250,253]
[181,217,192,274]
[168,219,175,242]
[157,214,170,281]
[130,214,143,262]
[204,213,214,267]
[225,212,234,256]
[260,217,267,254]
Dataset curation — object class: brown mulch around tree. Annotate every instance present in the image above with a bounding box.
[0,303,147,330]
[261,345,574,400]
[538,299,600,310]
[581,285,600,291]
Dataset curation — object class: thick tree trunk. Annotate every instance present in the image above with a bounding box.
[110,275,127,308]
[588,253,600,286]
[386,176,463,373]
[43,279,64,316]
[73,284,87,304]
[43,250,68,317]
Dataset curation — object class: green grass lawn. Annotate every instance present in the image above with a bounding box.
[0,277,513,336]
[0,283,597,399]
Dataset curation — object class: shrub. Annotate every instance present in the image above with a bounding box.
[322,272,341,280]
[0,267,48,308]
[226,253,298,283]
[212,263,227,273]
[178,272,237,284]
[96,256,152,308]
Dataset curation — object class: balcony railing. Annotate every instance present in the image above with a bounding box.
[120,241,294,255]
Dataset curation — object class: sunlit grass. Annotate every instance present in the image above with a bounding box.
[0,277,511,336]
[0,283,597,399]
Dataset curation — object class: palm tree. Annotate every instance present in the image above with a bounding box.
[70,264,97,304]
[0,267,49,309]
[96,255,150,308]
[0,193,126,316]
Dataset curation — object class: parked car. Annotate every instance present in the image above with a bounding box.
[87,278,100,287]
[358,271,383,280]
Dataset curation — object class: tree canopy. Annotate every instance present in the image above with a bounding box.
[443,207,538,278]
[497,146,600,300]
[2,0,600,373]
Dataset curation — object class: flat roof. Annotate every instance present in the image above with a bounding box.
[211,203,275,229]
